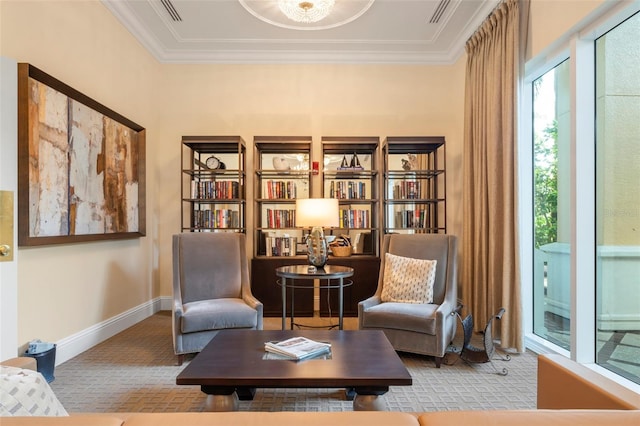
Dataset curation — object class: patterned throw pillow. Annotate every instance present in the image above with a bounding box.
[381,253,437,304]
[0,366,68,416]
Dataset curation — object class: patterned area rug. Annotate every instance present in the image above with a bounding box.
[50,311,537,412]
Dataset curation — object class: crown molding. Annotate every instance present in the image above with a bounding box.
[102,0,498,65]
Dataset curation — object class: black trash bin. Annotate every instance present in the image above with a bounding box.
[24,343,56,383]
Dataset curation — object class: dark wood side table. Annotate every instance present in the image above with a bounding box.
[275,265,354,330]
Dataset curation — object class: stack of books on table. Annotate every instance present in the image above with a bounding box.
[264,337,331,360]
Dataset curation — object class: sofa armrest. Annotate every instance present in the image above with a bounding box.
[358,295,382,329]
[124,412,420,426]
[359,295,381,311]
[242,292,264,330]
[537,354,640,409]
[242,291,263,312]
[1,357,37,371]
[0,415,124,426]
[418,410,640,426]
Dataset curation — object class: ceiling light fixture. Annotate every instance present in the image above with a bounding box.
[278,0,336,23]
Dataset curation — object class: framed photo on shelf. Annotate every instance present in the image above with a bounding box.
[17,63,146,246]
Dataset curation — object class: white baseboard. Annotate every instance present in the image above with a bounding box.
[159,296,172,311]
[55,297,168,365]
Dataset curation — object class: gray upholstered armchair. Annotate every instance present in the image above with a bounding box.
[172,232,263,365]
[358,234,458,367]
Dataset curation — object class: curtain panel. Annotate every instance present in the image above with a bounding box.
[462,0,528,352]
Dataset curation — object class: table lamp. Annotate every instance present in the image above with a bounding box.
[295,198,339,268]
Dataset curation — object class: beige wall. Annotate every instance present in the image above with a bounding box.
[0,0,160,345]
[155,63,467,296]
[528,0,605,60]
[0,0,607,351]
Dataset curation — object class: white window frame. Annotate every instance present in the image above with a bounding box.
[520,0,640,392]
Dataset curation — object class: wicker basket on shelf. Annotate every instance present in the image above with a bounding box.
[331,245,352,257]
[330,235,352,257]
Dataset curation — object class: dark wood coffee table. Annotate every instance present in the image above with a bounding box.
[176,329,412,411]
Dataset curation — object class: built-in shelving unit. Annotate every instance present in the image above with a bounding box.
[321,136,380,257]
[316,136,382,318]
[251,136,313,316]
[382,136,446,234]
[180,136,246,233]
[253,136,313,258]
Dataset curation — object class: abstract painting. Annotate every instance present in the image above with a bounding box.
[17,63,145,246]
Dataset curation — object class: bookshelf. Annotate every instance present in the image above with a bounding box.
[180,136,246,233]
[251,136,313,316]
[382,136,446,234]
[318,136,381,317]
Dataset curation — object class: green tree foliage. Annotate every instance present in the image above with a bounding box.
[534,120,558,248]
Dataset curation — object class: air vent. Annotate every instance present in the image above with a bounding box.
[161,0,182,22]
[429,0,450,24]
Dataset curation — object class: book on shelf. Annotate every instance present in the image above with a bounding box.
[264,336,331,360]
[263,180,297,199]
[266,208,296,228]
[264,236,297,256]
[338,208,370,229]
[191,180,239,200]
[193,208,239,229]
[329,180,366,199]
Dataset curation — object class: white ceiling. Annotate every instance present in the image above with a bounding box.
[102,0,499,64]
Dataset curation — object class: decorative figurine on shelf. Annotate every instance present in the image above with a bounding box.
[340,155,349,168]
[401,153,418,171]
[350,153,361,168]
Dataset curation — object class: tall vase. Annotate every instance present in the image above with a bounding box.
[306,226,328,268]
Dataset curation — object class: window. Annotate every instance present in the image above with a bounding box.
[594,11,640,384]
[532,60,571,351]
[524,4,640,389]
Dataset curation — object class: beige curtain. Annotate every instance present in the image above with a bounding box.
[462,0,529,351]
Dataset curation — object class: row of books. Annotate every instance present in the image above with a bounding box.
[329,181,367,200]
[262,180,299,200]
[338,209,370,229]
[264,236,297,257]
[190,180,240,200]
[393,208,435,229]
[265,209,296,228]
[193,209,240,229]
[392,181,428,200]
[264,336,331,360]
[263,209,370,229]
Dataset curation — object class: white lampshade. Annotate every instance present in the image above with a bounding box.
[295,198,339,228]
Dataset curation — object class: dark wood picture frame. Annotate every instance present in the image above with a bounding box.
[17,63,146,246]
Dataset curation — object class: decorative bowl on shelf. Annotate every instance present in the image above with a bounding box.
[272,157,290,170]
